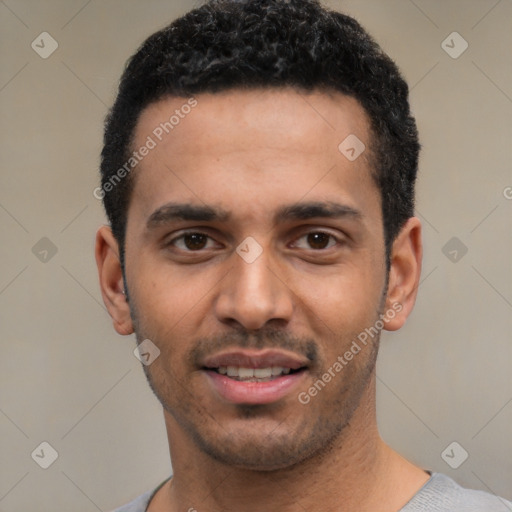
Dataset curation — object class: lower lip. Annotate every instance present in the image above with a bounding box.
[204,370,306,405]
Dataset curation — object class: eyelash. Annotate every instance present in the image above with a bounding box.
[167,230,343,252]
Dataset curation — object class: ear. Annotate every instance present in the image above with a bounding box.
[383,217,422,331]
[95,226,134,336]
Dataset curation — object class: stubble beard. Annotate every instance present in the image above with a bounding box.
[133,327,380,472]
[127,276,387,472]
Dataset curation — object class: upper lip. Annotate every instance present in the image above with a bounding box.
[202,349,309,370]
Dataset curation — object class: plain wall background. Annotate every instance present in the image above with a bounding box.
[0,0,511,510]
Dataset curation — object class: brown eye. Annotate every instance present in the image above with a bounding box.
[183,233,208,250]
[293,232,338,250]
[170,232,216,251]
[306,232,332,249]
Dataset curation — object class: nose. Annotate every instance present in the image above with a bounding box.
[213,248,294,330]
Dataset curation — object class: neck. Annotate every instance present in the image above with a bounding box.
[151,375,429,512]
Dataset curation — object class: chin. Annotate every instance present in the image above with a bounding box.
[197,437,313,472]
[186,411,349,473]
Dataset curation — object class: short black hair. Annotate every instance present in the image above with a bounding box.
[100,0,419,269]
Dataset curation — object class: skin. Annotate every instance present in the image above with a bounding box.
[96,88,427,511]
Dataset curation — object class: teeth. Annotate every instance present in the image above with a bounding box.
[238,367,254,379]
[254,368,272,378]
[216,366,293,379]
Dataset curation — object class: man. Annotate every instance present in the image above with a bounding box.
[95,1,511,510]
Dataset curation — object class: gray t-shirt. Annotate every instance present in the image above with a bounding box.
[111,473,512,511]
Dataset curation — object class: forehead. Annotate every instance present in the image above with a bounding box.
[128,88,379,228]
[136,88,370,159]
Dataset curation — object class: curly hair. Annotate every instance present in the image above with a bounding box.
[100,0,419,269]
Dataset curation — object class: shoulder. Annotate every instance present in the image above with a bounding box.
[401,473,512,512]
[109,489,153,512]
[110,476,172,512]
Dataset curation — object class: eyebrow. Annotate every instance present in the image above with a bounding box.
[146,203,230,229]
[274,201,362,223]
[145,200,362,230]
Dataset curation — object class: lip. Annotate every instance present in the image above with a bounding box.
[204,369,307,405]
[201,349,310,405]
[201,348,309,370]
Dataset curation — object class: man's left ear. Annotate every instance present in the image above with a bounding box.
[383,217,422,331]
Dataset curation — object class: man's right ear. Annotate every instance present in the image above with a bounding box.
[95,226,134,336]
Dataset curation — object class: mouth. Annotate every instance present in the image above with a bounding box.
[201,349,309,404]
[204,365,304,382]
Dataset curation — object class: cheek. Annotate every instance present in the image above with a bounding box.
[129,250,203,316]
[127,257,220,357]
[289,268,384,374]
[292,264,383,326]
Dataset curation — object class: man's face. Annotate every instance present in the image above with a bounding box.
[123,89,389,470]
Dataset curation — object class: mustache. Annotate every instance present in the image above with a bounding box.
[189,328,319,366]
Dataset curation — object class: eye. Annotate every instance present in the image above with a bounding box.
[293,231,338,250]
[170,232,217,251]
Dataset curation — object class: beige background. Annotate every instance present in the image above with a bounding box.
[1,0,511,510]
